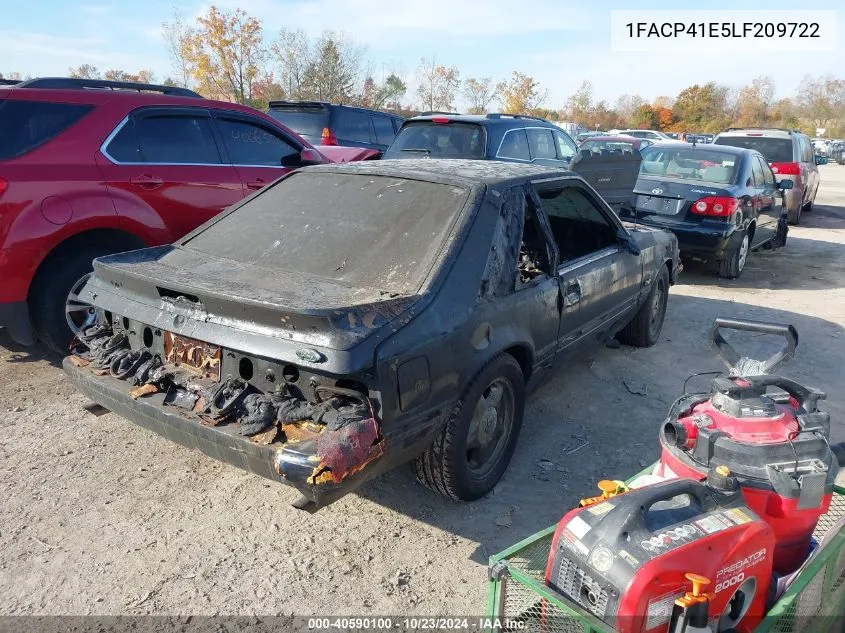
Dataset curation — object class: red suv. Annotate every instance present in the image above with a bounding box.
[0,78,371,353]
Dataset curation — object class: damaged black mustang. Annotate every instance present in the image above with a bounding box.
[63,159,680,511]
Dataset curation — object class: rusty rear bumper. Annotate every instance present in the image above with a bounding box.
[62,358,380,510]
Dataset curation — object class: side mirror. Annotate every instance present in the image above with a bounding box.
[299,148,324,166]
[618,230,641,255]
[778,179,794,190]
[815,155,828,165]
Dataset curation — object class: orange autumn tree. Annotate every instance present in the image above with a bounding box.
[653,105,675,131]
[181,5,265,103]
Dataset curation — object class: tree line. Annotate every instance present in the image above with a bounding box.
[3,4,844,137]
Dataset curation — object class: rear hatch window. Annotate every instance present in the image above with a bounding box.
[0,99,93,160]
[714,136,793,163]
[184,171,471,295]
[266,104,329,142]
[384,121,486,159]
[639,146,739,184]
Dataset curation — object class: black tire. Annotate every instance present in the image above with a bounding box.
[787,204,801,226]
[30,244,112,354]
[413,354,525,501]
[617,266,669,348]
[719,230,749,279]
[802,198,813,212]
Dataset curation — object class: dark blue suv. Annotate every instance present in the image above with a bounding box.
[383,113,578,166]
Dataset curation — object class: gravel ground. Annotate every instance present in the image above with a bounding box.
[1,164,844,619]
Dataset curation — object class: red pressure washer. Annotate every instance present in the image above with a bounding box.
[545,318,843,633]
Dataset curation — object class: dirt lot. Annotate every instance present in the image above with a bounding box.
[1,165,844,618]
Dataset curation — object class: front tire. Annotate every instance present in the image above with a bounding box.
[414,354,525,501]
[719,231,749,279]
[30,245,112,354]
[618,266,669,348]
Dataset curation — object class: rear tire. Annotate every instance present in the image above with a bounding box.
[30,245,113,354]
[787,205,801,226]
[719,231,749,279]
[617,266,669,348]
[414,354,525,501]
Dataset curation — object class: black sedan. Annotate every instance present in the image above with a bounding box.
[619,142,794,279]
[62,160,680,510]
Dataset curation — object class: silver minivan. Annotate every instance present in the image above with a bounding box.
[714,128,821,225]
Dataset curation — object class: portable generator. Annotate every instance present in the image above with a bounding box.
[545,475,775,633]
[655,318,839,575]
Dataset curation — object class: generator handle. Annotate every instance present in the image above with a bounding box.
[618,480,713,534]
[710,317,798,374]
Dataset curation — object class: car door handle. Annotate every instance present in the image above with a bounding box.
[564,280,582,306]
[246,178,266,190]
[129,174,163,188]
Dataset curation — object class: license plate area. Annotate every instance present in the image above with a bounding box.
[636,195,684,215]
[163,331,221,381]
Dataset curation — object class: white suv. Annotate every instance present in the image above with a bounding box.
[612,129,672,141]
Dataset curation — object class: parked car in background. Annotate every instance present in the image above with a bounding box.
[713,128,820,225]
[383,113,579,167]
[612,129,672,141]
[266,100,403,152]
[63,159,680,510]
[576,131,606,144]
[831,141,845,164]
[665,133,680,140]
[0,77,369,353]
[578,135,653,153]
[620,142,792,279]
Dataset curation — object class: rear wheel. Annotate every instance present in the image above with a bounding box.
[719,231,749,279]
[617,266,669,348]
[30,245,112,354]
[414,354,525,500]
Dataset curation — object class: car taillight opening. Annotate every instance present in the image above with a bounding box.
[770,162,800,176]
[321,127,338,145]
[691,196,739,217]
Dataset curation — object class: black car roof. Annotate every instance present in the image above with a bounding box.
[302,158,573,187]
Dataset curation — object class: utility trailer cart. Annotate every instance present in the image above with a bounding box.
[486,474,845,633]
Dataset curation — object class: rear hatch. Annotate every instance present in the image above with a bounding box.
[714,134,797,181]
[266,102,330,145]
[86,169,472,353]
[383,119,487,159]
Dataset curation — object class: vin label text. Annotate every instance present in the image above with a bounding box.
[611,10,836,52]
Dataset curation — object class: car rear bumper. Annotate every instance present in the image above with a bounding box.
[62,358,398,510]
[630,220,737,261]
[0,301,34,346]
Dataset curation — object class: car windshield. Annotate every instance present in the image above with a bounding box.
[384,121,486,159]
[639,146,739,184]
[266,106,328,141]
[183,171,471,294]
[714,136,793,163]
[580,139,637,153]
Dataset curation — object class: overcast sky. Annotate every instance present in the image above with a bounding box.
[2,0,844,109]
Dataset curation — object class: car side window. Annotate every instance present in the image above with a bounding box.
[113,113,222,164]
[216,116,299,167]
[553,130,577,160]
[335,109,373,143]
[751,156,765,188]
[802,138,812,163]
[758,156,775,185]
[526,128,557,160]
[372,115,396,145]
[497,129,531,161]
[535,185,618,263]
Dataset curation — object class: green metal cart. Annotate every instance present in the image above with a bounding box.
[486,476,845,633]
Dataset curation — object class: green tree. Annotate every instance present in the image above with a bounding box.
[416,57,460,112]
[462,77,497,114]
[631,104,658,129]
[563,80,592,123]
[497,71,547,115]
